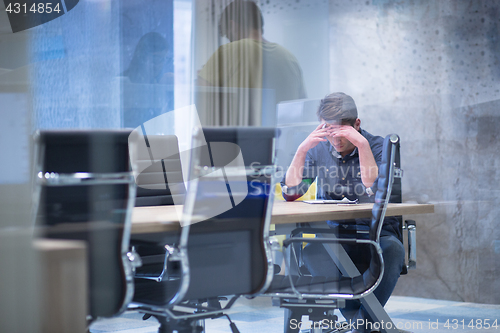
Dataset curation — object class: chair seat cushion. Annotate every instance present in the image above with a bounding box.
[133,278,181,306]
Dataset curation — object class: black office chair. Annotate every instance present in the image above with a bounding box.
[132,134,186,207]
[131,127,279,333]
[34,130,141,324]
[386,137,416,275]
[264,134,405,333]
[127,132,187,281]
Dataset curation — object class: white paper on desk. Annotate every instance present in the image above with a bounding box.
[302,198,359,204]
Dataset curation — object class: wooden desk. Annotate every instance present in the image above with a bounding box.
[131,201,434,234]
[131,200,434,333]
[34,239,88,333]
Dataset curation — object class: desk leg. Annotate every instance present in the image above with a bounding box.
[283,240,301,276]
[320,235,398,333]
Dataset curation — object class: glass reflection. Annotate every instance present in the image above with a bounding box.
[195,0,306,126]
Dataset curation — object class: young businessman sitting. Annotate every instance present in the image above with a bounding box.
[281,92,405,333]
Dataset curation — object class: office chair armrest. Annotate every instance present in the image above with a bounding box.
[127,246,143,272]
[282,236,381,251]
[279,237,384,299]
[290,227,355,238]
[286,227,359,276]
[135,244,181,282]
[404,219,417,269]
[38,171,134,186]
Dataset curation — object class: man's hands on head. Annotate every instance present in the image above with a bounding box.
[297,123,329,153]
[286,123,328,187]
[323,123,377,188]
[287,120,378,190]
[325,123,369,150]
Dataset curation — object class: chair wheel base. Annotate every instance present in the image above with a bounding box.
[149,314,204,333]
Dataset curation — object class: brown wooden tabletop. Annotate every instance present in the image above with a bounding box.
[131,201,434,234]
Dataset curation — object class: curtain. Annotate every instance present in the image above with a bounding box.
[193,0,261,126]
[193,0,307,127]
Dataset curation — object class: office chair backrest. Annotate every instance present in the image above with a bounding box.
[35,129,136,321]
[371,134,400,242]
[201,127,278,168]
[132,134,186,206]
[174,127,278,303]
[361,134,400,290]
[391,139,402,204]
[380,134,407,274]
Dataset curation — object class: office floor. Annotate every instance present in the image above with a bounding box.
[89,296,500,333]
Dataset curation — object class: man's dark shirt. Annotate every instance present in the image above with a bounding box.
[281,128,400,237]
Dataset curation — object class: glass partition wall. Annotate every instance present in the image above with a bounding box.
[327,0,500,305]
[1,0,499,330]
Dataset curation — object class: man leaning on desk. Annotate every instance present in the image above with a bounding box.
[281,92,405,333]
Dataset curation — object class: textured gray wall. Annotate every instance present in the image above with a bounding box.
[329,0,500,303]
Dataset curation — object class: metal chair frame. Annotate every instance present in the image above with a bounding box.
[130,127,279,333]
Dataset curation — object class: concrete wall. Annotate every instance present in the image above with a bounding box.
[329,0,500,303]
[260,0,330,100]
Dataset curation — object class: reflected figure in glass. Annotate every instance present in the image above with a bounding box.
[197,0,307,126]
[121,32,174,129]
